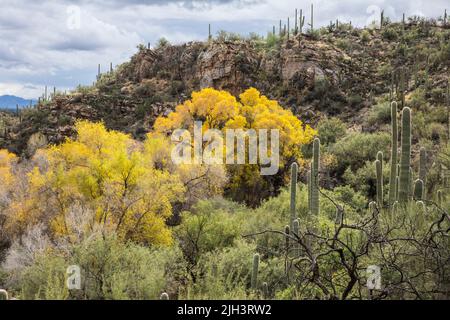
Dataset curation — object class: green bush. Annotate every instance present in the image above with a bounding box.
[343,160,391,199]
[330,132,390,175]
[13,235,185,300]
[317,117,347,145]
[176,199,244,265]
[367,102,391,126]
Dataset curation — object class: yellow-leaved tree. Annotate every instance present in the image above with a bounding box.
[6,121,185,245]
[154,87,316,206]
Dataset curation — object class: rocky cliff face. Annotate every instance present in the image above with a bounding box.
[2,22,449,155]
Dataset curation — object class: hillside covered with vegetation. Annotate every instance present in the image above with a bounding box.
[0,13,449,300]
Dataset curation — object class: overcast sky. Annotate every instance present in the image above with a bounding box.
[0,0,447,98]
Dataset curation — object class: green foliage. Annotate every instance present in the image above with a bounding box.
[343,160,391,198]
[175,199,243,265]
[317,117,347,146]
[360,30,370,43]
[156,37,170,49]
[14,235,183,300]
[368,102,392,126]
[331,132,390,174]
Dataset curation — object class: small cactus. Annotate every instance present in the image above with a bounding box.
[292,219,300,256]
[416,201,426,228]
[311,138,320,215]
[413,179,424,200]
[392,201,399,216]
[437,190,442,207]
[160,292,169,300]
[262,282,269,299]
[284,225,290,253]
[251,253,260,290]
[376,151,384,207]
[0,289,8,300]
[290,162,298,229]
[419,147,427,199]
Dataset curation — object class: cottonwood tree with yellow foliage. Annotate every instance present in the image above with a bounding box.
[3,122,186,246]
[154,87,316,205]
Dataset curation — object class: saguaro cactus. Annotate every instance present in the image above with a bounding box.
[290,163,298,229]
[295,9,298,35]
[419,147,427,198]
[388,102,398,205]
[262,282,269,299]
[251,253,260,290]
[0,289,8,300]
[292,219,300,256]
[311,138,320,215]
[375,158,383,207]
[414,179,424,200]
[299,10,305,34]
[284,225,290,252]
[307,167,312,211]
[416,201,426,228]
[399,107,411,204]
[160,292,169,300]
[310,3,314,32]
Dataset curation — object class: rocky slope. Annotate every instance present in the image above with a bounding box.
[2,19,449,155]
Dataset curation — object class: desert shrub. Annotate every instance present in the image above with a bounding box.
[336,38,351,50]
[367,102,391,126]
[191,240,256,299]
[175,198,244,266]
[360,30,370,43]
[156,37,170,49]
[10,235,184,300]
[409,87,427,109]
[343,160,391,199]
[317,117,347,146]
[382,27,398,41]
[330,132,390,175]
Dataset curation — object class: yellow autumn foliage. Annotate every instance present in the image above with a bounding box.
[154,87,316,205]
[8,121,185,245]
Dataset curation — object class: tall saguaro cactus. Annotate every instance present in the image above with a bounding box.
[299,9,305,34]
[292,219,300,256]
[295,9,298,35]
[375,158,383,207]
[399,107,412,204]
[388,102,398,205]
[311,138,320,215]
[251,253,260,290]
[310,3,314,32]
[290,163,298,229]
[419,147,427,199]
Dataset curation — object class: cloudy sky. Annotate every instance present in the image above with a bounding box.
[0,0,447,99]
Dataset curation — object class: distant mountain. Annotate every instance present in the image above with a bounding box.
[0,95,37,109]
